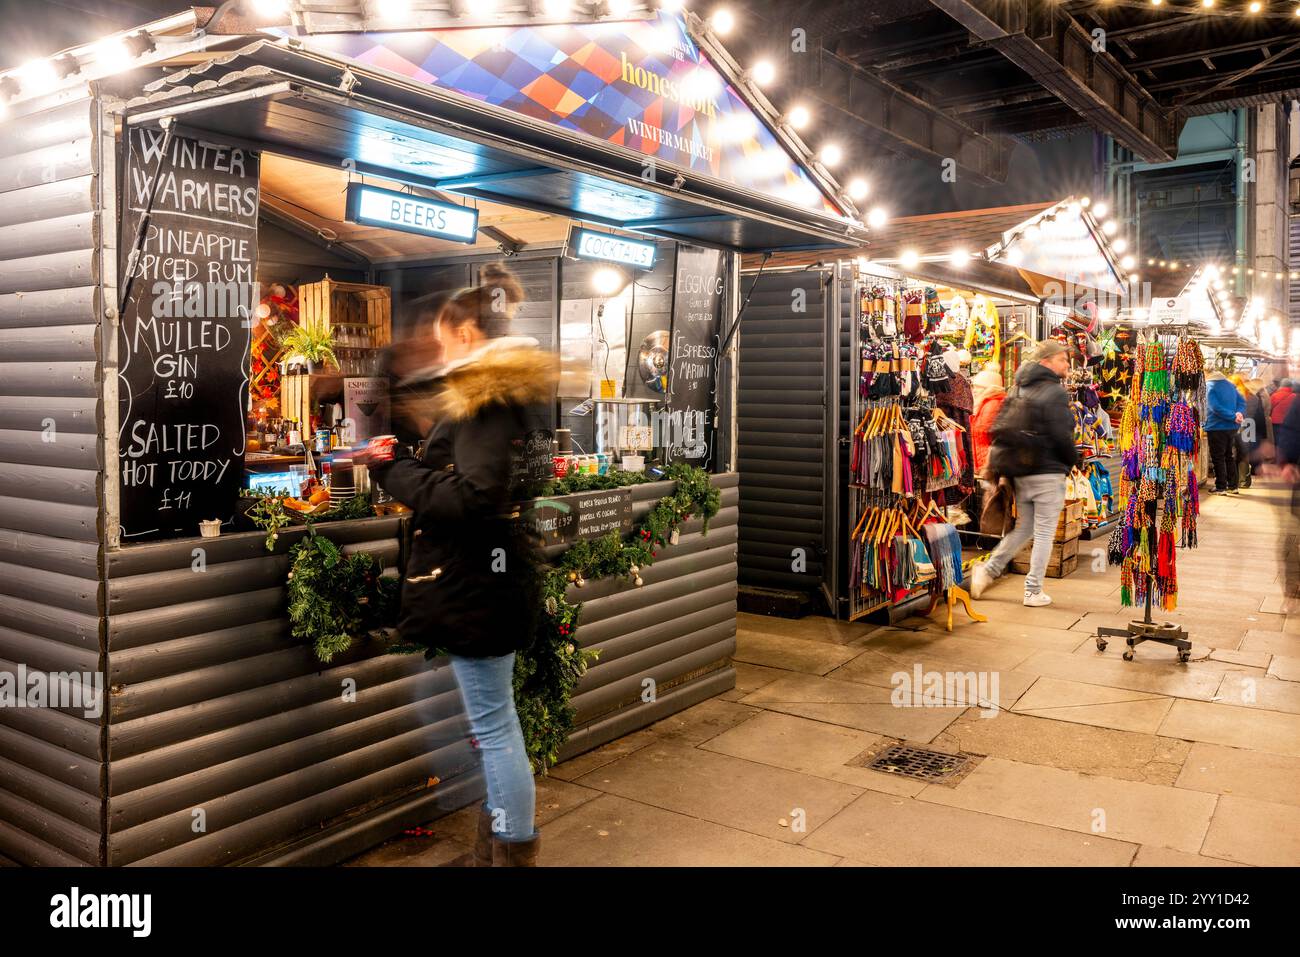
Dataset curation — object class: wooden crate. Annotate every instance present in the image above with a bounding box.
[1010,553,1079,579]
[1014,535,1079,567]
[299,277,392,376]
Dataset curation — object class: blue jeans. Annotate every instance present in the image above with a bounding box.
[983,473,1067,595]
[449,652,536,842]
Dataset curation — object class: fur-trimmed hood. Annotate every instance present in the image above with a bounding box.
[433,337,560,421]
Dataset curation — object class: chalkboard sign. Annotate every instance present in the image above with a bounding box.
[526,488,633,545]
[667,245,724,465]
[117,128,260,541]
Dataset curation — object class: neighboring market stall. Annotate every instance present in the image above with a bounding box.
[0,4,865,866]
[735,197,1128,618]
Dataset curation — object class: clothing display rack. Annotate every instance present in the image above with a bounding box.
[847,269,984,630]
[1096,322,1204,662]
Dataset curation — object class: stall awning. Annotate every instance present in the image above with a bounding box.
[120,40,865,254]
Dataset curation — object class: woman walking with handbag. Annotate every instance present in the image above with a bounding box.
[354,265,559,866]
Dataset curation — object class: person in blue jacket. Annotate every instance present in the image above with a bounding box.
[1205,370,1246,494]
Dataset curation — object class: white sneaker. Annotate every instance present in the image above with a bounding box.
[1023,591,1053,607]
[970,563,994,600]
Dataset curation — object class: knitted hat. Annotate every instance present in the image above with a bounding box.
[972,368,1005,392]
[1029,339,1067,362]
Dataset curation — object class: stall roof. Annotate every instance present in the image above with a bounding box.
[0,5,867,253]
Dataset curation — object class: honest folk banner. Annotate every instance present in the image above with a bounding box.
[117,128,260,541]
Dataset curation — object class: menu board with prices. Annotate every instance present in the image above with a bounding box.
[526,488,633,546]
[667,245,724,465]
[116,128,260,540]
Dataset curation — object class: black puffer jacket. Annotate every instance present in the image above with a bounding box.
[989,361,1079,476]
[370,340,559,658]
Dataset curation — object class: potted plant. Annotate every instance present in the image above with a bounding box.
[278,322,339,375]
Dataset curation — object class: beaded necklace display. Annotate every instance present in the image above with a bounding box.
[1106,332,1202,610]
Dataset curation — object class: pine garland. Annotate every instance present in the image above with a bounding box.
[250,464,721,773]
[521,462,720,772]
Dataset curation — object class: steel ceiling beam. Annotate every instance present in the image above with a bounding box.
[787,46,1014,186]
[927,0,1183,163]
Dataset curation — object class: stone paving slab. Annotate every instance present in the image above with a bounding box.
[1016,649,1225,700]
[1210,648,1273,669]
[1267,654,1300,681]
[1215,671,1300,714]
[639,697,762,746]
[1010,677,1175,734]
[1175,741,1300,807]
[827,654,1036,713]
[732,660,791,694]
[800,788,1137,867]
[1158,698,1300,758]
[917,756,1218,853]
[930,710,1190,786]
[574,741,863,844]
[539,793,840,866]
[547,730,657,782]
[737,611,879,647]
[853,627,1042,672]
[1130,846,1246,867]
[739,671,967,742]
[1200,795,1300,866]
[906,616,1096,653]
[701,710,926,797]
[733,629,863,675]
[1239,629,1300,657]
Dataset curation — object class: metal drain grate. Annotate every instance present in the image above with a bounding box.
[866,744,970,782]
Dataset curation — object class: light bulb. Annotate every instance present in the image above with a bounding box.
[1249,1,1261,10]
[592,268,625,296]
[750,60,775,86]
[1007,247,1025,266]
[710,8,735,34]
[1120,255,1135,270]
[94,38,133,71]
[900,249,920,270]
[542,0,572,16]
[950,248,969,267]
[1091,202,1109,219]
[1112,237,1128,253]
[847,178,869,201]
[1102,220,1118,235]
[18,59,59,91]
[606,0,635,15]
[786,105,811,129]
[820,143,843,167]
[866,207,887,228]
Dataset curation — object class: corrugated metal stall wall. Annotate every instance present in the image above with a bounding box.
[735,270,832,594]
[560,473,738,757]
[102,516,490,866]
[0,94,106,866]
[99,475,735,866]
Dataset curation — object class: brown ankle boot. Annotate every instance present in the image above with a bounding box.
[491,832,540,866]
[473,808,495,867]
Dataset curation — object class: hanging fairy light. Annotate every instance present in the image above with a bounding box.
[749,59,775,86]
[785,105,811,129]
[819,143,843,167]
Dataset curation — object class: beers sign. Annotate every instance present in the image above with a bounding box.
[345,183,479,243]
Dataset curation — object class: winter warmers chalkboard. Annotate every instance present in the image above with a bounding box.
[667,245,724,466]
[116,128,260,541]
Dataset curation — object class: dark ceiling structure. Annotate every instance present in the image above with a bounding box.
[727,0,1300,184]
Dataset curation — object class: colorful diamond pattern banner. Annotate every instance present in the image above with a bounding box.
[289,14,844,218]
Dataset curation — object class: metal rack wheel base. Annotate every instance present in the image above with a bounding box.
[1094,575,1192,663]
